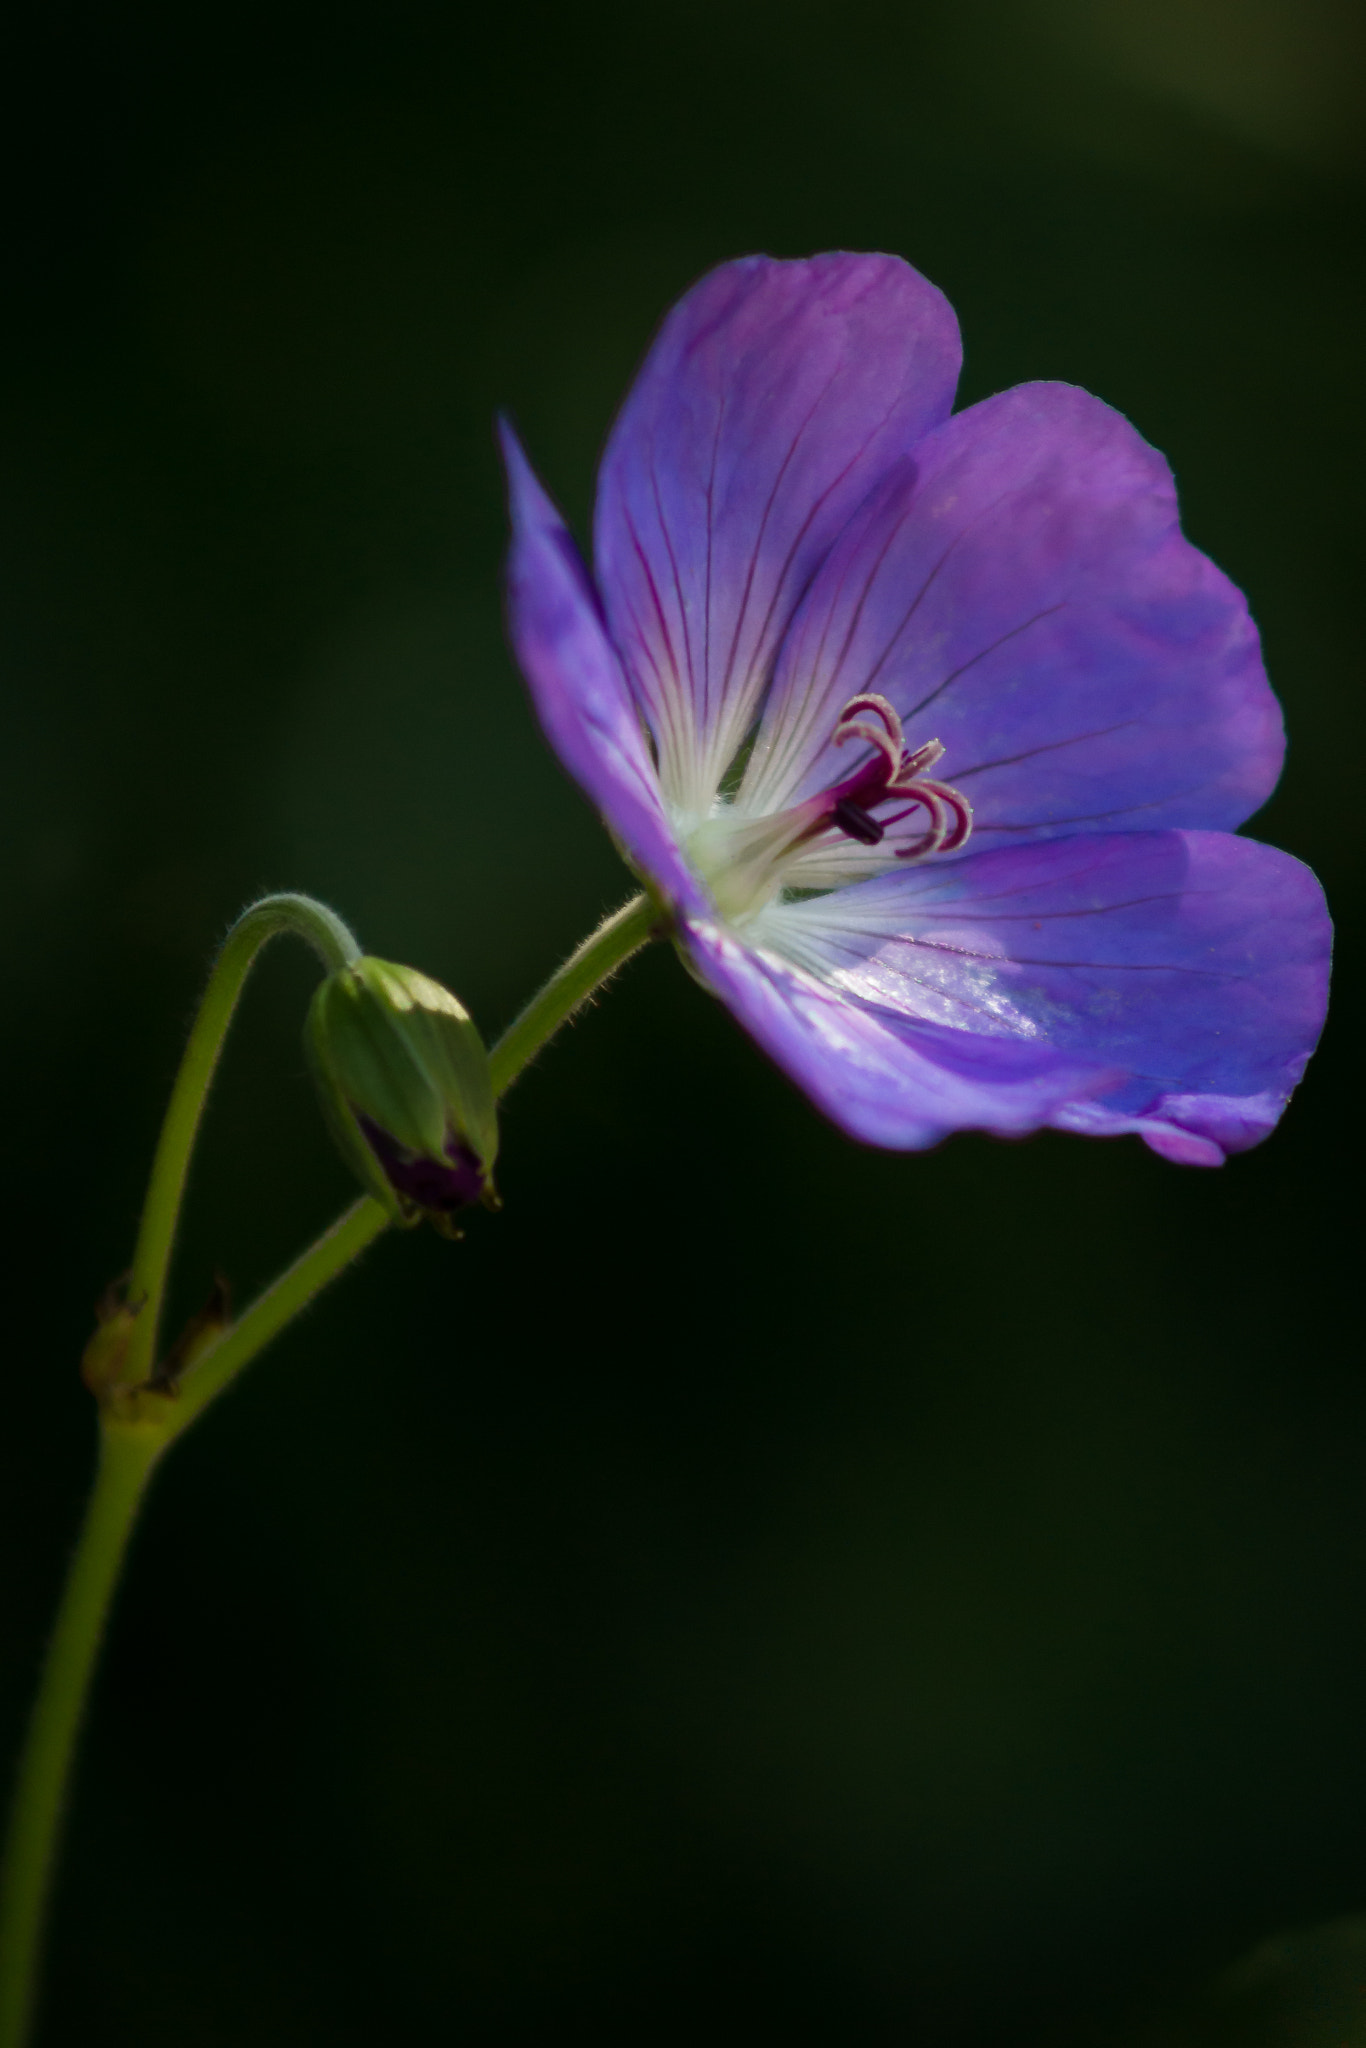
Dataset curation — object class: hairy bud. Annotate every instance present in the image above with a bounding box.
[306,959,498,1235]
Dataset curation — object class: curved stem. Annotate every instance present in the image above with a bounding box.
[0,888,661,2047]
[488,892,657,1097]
[172,891,660,1425]
[0,1426,162,2048]
[168,893,659,1426]
[124,895,361,1386]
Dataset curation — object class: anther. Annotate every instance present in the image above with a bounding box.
[832,796,885,846]
[823,691,973,860]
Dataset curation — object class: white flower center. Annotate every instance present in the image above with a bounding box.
[679,693,973,925]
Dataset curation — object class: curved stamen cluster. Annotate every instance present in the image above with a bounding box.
[825,693,973,858]
[686,692,972,922]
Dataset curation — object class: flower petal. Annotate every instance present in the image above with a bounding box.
[500,422,707,914]
[742,383,1282,838]
[594,254,961,819]
[679,919,1119,1151]
[751,829,1330,1162]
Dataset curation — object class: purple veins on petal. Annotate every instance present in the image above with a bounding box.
[748,830,1331,1162]
[595,253,962,815]
[499,251,1330,1161]
[499,420,707,917]
[743,382,1283,838]
[679,914,1120,1152]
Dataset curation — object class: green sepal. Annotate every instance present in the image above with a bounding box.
[305,958,498,1222]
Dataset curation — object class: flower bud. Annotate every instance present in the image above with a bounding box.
[305,958,499,1234]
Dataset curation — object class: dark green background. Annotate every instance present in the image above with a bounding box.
[1,2,1362,2041]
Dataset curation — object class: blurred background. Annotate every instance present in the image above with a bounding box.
[1,0,1362,2041]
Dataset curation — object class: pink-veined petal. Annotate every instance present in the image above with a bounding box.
[679,916,1119,1151]
[595,253,961,817]
[501,421,707,914]
[742,384,1282,843]
[749,829,1330,1162]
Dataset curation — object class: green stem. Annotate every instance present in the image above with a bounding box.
[124,894,361,1386]
[171,893,658,1418]
[0,1426,162,2048]
[174,892,657,1417]
[174,1196,390,1427]
[488,892,657,1097]
[0,889,660,2046]
[0,1203,393,2048]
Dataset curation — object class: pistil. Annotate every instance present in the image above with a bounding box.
[824,694,973,860]
[689,692,972,921]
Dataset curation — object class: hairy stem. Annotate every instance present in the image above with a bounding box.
[174,1196,390,1425]
[488,892,658,1097]
[125,894,361,1386]
[0,889,661,2047]
[0,1427,162,2048]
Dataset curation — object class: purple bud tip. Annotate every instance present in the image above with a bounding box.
[357,1115,486,1214]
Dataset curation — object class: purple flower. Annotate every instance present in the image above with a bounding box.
[501,254,1330,1165]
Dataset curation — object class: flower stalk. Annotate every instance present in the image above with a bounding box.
[123,893,362,1391]
[0,1427,160,2048]
[0,891,660,2048]
[489,891,658,1096]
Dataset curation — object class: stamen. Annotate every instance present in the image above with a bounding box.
[688,690,973,922]
[905,779,973,856]
[834,718,902,779]
[835,693,903,742]
[825,691,972,860]
[901,738,946,777]
[831,796,885,845]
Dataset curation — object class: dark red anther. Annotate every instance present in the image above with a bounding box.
[832,796,885,845]
[824,691,972,860]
